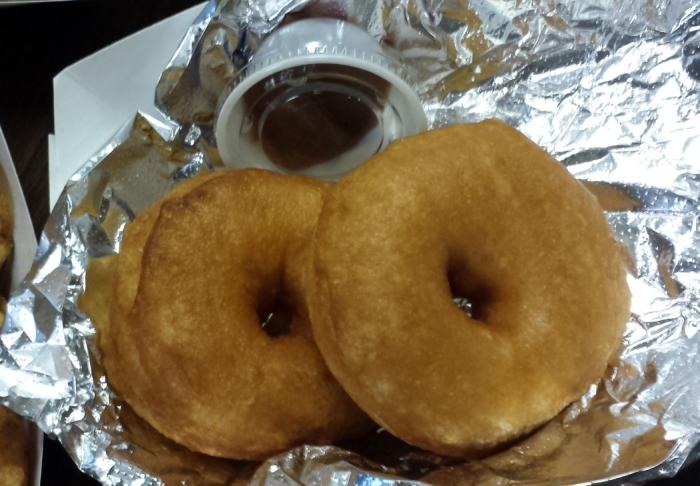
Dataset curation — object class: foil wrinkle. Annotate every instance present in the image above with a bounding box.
[1,0,700,484]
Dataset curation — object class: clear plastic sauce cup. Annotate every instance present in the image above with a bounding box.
[215,18,427,180]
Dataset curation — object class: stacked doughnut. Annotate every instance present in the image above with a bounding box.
[89,120,630,461]
[0,192,30,486]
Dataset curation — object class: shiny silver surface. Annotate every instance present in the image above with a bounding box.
[2,0,700,484]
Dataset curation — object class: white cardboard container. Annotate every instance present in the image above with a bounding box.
[0,126,43,486]
[49,3,204,207]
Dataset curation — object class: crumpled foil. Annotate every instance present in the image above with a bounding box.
[2,0,700,484]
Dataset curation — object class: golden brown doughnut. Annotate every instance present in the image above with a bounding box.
[81,253,249,485]
[0,191,29,486]
[309,120,630,457]
[0,193,12,267]
[99,170,370,459]
[92,173,222,415]
[0,407,28,486]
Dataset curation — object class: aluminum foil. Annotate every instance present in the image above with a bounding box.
[2,0,700,484]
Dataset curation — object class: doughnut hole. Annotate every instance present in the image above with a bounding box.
[258,304,293,338]
[448,263,492,322]
[256,289,294,338]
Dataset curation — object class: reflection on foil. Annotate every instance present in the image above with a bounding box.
[2,0,700,484]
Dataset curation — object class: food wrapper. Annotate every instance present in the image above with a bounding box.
[3,0,700,484]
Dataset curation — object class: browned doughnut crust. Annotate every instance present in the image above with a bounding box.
[0,407,28,486]
[0,191,28,486]
[101,169,370,459]
[94,173,222,415]
[0,193,12,266]
[81,253,247,485]
[309,120,630,457]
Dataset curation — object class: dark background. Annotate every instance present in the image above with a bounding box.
[0,1,698,485]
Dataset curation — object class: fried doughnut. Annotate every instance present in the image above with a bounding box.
[100,170,370,459]
[93,173,221,414]
[81,254,248,486]
[0,192,29,486]
[0,408,28,486]
[0,193,12,266]
[309,120,630,457]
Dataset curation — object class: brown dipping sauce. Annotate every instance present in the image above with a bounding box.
[242,65,391,171]
[259,88,382,171]
[240,1,392,171]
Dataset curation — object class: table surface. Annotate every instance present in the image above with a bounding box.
[0,1,698,485]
